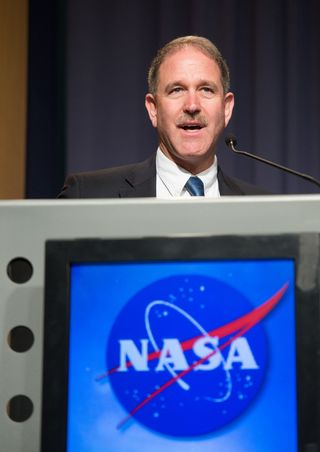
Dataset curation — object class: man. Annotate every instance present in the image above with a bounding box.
[59,36,266,198]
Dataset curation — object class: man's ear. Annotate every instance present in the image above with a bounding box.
[145,93,158,128]
[224,92,235,127]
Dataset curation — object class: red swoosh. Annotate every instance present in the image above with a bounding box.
[116,283,289,428]
[97,282,288,381]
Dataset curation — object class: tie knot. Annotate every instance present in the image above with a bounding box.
[185,176,205,196]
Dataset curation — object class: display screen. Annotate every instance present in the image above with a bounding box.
[67,258,297,452]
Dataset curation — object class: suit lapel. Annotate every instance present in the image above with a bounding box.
[218,166,245,196]
[119,154,156,198]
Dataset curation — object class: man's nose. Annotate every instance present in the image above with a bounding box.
[183,91,201,114]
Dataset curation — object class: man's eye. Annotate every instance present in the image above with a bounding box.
[170,87,183,94]
[201,87,214,93]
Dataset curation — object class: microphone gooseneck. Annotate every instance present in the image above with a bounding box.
[225,136,320,188]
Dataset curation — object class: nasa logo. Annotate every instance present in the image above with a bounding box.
[105,275,285,436]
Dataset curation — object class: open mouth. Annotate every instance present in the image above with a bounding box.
[179,123,204,131]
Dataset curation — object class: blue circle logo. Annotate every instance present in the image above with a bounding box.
[106,275,268,436]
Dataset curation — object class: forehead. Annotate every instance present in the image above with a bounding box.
[158,47,222,86]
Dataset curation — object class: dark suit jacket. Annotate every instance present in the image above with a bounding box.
[58,154,268,198]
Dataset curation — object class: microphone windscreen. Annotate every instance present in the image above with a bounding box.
[225,135,237,147]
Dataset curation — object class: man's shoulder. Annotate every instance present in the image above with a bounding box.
[58,155,156,198]
[218,167,271,195]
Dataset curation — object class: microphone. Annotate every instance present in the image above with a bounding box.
[225,136,320,188]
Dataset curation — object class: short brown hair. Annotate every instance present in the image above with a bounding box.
[147,35,231,95]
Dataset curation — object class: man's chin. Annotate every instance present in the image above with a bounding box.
[175,147,214,162]
[170,150,215,173]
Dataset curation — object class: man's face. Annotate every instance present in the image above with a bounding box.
[145,47,234,173]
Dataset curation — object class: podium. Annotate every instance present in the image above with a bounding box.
[1,195,320,452]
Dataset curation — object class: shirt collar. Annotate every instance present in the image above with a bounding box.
[156,148,218,196]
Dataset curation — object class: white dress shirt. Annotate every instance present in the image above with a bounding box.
[156,148,220,198]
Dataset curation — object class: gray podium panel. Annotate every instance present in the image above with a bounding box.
[1,195,320,452]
